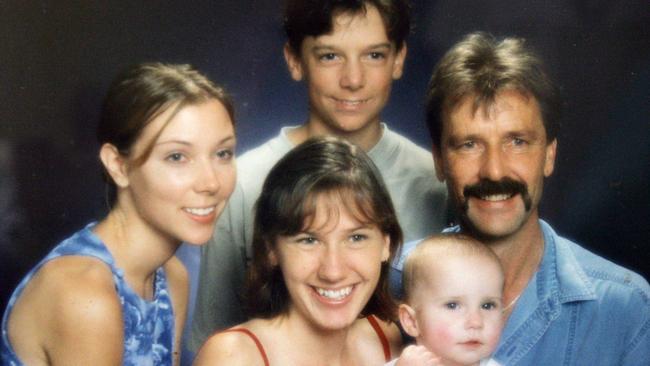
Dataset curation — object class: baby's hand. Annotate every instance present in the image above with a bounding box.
[394,345,442,366]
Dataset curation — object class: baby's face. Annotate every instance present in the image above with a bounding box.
[410,255,504,366]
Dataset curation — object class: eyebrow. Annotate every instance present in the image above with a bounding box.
[299,223,373,235]
[155,135,236,147]
[507,130,542,139]
[445,134,479,146]
[345,224,373,232]
[311,42,392,52]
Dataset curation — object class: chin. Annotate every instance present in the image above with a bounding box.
[182,239,209,246]
[316,317,357,331]
[464,215,526,240]
[313,308,361,331]
[180,231,214,246]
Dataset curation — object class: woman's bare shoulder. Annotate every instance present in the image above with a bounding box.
[31,255,121,331]
[16,255,119,317]
[348,316,403,364]
[9,256,123,364]
[193,321,269,366]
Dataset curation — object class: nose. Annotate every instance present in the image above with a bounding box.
[318,244,346,283]
[195,160,221,194]
[479,145,506,181]
[465,309,484,330]
[339,59,365,91]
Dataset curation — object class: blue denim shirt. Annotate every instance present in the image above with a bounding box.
[390,220,650,365]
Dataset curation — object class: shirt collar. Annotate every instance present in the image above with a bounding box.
[538,219,597,303]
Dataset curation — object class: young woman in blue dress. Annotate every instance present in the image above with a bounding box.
[1,63,237,365]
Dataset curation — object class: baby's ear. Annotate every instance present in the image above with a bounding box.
[398,304,420,338]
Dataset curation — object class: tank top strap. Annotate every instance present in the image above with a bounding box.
[222,328,270,366]
[366,314,391,362]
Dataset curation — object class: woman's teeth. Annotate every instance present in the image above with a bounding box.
[316,286,352,300]
[184,207,215,216]
[316,286,353,300]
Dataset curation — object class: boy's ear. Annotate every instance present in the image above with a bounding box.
[284,43,304,81]
[391,43,407,80]
[99,143,129,188]
[398,303,420,338]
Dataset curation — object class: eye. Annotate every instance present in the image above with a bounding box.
[367,51,386,60]
[318,53,338,62]
[512,137,527,146]
[297,236,318,245]
[461,141,476,149]
[445,302,459,310]
[165,152,186,163]
[216,148,234,161]
[482,301,498,310]
[349,233,367,242]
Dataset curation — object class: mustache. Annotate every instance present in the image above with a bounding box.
[462,178,532,211]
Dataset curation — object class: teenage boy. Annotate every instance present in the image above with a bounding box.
[190,0,448,351]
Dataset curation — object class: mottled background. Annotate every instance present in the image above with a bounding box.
[1,1,649,362]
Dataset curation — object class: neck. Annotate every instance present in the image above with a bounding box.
[94,205,180,299]
[479,214,545,316]
[275,311,353,365]
[287,119,383,152]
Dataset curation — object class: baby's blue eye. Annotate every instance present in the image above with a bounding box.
[482,302,497,310]
[445,302,458,310]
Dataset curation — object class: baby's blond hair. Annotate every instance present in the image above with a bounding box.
[402,233,503,302]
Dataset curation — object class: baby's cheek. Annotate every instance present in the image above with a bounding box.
[484,322,503,350]
[423,322,457,354]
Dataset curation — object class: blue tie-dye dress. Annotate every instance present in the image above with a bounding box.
[1,223,175,365]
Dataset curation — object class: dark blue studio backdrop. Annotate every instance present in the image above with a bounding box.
[2,0,649,329]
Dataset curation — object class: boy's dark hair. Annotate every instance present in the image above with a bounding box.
[284,0,410,55]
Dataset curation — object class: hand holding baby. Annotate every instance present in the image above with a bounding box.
[395,345,443,366]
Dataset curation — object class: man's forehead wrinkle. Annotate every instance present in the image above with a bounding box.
[449,88,531,120]
[449,91,535,127]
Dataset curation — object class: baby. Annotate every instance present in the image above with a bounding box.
[389,233,505,366]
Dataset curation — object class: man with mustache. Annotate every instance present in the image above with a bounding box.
[391,32,649,364]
